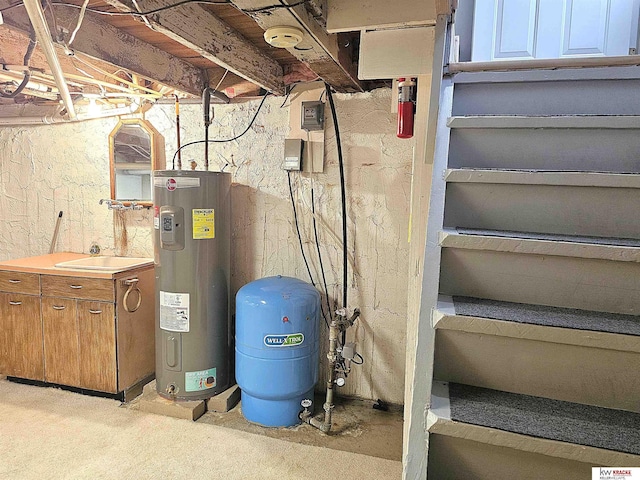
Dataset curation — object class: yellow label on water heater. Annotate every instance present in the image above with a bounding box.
[192,209,215,239]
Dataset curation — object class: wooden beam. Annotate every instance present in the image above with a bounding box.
[326,0,437,33]
[230,0,362,93]
[103,0,285,94]
[0,24,134,92]
[0,5,204,96]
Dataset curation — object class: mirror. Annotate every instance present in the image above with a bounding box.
[109,118,165,206]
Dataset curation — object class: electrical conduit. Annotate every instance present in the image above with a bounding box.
[23,0,76,119]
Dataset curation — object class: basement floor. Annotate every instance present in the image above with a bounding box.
[127,390,404,462]
[0,378,402,479]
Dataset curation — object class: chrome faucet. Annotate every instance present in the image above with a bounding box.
[99,199,143,211]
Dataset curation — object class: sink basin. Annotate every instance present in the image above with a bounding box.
[54,256,153,271]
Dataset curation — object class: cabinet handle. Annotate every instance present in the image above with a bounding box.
[69,285,83,289]
[9,301,22,306]
[8,279,21,284]
[52,305,65,310]
[123,277,142,313]
[88,309,103,314]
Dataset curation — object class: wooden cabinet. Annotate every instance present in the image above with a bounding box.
[41,275,114,302]
[78,300,116,392]
[0,271,43,381]
[42,297,79,387]
[0,261,154,398]
[0,292,43,381]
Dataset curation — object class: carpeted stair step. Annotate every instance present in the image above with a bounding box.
[433,296,640,412]
[447,115,640,129]
[427,381,640,480]
[448,115,640,129]
[445,168,640,189]
[439,241,640,315]
[442,295,640,336]
[439,228,640,262]
[443,180,640,240]
[451,72,640,118]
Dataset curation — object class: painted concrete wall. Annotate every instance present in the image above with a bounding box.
[0,88,414,403]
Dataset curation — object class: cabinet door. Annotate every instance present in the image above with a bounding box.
[2,293,43,380]
[42,297,79,386]
[78,301,116,393]
[0,293,11,373]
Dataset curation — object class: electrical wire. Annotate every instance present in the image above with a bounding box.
[351,353,364,365]
[0,32,35,98]
[171,90,270,169]
[67,0,89,46]
[288,173,330,329]
[44,0,61,41]
[288,171,314,285]
[244,0,309,13]
[288,174,315,280]
[311,180,332,325]
[213,69,229,92]
[279,84,296,108]
[324,83,349,345]
[0,0,311,16]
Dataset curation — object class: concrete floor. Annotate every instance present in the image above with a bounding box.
[128,391,404,462]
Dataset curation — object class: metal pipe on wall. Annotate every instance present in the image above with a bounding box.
[300,308,361,433]
[23,0,77,119]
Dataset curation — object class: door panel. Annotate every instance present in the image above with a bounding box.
[472,0,637,61]
[42,297,79,387]
[0,293,10,374]
[78,301,116,393]
[7,294,43,381]
[495,0,538,59]
[562,0,609,55]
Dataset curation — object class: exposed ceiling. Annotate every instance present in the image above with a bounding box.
[0,0,362,113]
[0,0,371,117]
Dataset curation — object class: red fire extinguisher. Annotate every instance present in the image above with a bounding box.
[397,77,417,139]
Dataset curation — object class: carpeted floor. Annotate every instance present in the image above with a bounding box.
[448,383,640,455]
[453,296,640,336]
[0,379,401,480]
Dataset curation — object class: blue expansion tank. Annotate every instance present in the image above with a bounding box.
[235,276,320,427]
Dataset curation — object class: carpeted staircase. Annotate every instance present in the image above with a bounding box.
[425,65,640,478]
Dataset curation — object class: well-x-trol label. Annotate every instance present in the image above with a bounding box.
[264,333,304,347]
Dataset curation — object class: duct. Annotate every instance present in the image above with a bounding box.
[23,0,77,119]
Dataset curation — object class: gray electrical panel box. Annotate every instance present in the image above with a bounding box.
[283,138,304,171]
[301,101,324,131]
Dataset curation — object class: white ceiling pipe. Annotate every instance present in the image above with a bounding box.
[0,102,140,126]
[0,74,57,92]
[23,0,77,119]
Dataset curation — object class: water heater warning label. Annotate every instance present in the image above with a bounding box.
[264,333,304,347]
[185,367,216,392]
[159,291,190,332]
[192,209,215,239]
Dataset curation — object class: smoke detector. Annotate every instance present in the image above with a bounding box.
[264,26,304,48]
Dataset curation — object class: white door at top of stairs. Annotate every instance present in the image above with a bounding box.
[471,0,639,62]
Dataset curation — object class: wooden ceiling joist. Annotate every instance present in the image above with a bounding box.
[103,0,285,95]
[0,4,205,97]
[229,0,363,93]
